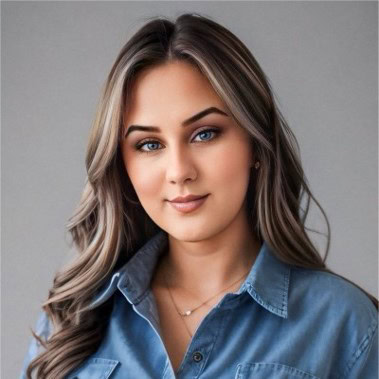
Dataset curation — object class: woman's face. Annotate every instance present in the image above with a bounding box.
[120,60,254,241]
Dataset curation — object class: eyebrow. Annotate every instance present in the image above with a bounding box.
[124,106,229,138]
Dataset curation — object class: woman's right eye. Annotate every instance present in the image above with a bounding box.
[134,140,162,154]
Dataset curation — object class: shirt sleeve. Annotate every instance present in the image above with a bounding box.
[19,311,52,379]
[344,316,378,379]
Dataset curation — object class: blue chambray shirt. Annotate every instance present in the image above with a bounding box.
[21,230,378,378]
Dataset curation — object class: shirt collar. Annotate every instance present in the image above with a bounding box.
[88,230,290,319]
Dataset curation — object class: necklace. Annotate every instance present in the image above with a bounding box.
[162,261,251,337]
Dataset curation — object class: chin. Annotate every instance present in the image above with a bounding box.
[165,226,210,243]
[166,220,227,242]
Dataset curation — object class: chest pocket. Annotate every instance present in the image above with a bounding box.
[67,358,119,379]
[235,362,320,379]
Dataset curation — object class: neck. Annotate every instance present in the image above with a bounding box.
[156,213,262,297]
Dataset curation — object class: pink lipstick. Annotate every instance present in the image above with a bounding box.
[167,194,209,214]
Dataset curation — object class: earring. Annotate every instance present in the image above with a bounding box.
[253,161,260,170]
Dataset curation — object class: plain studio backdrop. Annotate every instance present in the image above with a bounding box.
[2,1,378,378]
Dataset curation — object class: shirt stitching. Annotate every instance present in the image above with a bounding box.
[338,317,378,379]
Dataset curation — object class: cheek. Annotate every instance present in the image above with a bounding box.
[128,164,160,198]
[122,150,159,199]
[211,143,251,187]
[213,164,250,204]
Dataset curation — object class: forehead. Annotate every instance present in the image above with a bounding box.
[124,61,227,123]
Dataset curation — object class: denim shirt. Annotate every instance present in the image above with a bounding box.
[21,230,378,379]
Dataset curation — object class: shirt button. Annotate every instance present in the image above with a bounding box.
[192,351,203,362]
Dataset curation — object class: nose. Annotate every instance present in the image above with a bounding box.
[165,146,197,184]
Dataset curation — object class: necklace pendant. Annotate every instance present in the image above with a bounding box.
[183,310,192,316]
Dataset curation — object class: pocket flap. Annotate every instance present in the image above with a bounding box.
[68,357,119,379]
[236,362,320,379]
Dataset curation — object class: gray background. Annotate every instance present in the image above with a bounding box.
[2,1,378,377]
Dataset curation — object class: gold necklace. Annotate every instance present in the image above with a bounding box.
[163,261,251,337]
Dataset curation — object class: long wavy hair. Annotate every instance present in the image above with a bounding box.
[25,12,378,378]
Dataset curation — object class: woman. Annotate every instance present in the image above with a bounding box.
[21,13,377,379]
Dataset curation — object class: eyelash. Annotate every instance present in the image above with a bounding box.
[134,127,222,154]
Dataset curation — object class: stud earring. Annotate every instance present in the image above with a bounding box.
[253,161,260,170]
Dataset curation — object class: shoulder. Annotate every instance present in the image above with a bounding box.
[290,267,377,319]
[20,311,52,378]
[35,310,52,335]
[289,267,377,377]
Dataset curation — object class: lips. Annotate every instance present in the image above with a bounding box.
[168,194,209,203]
[167,194,209,213]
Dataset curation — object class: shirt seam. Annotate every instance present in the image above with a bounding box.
[337,316,378,379]
[133,287,150,305]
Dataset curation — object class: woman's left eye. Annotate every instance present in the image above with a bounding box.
[193,128,219,142]
[134,127,221,154]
